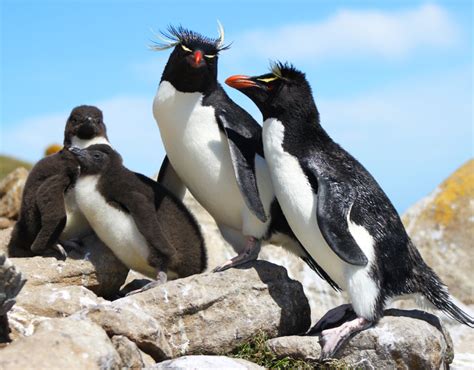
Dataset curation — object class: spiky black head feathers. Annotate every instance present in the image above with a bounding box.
[151,23,230,54]
[270,61,307,83]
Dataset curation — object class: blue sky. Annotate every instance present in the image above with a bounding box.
[1,0,472,212]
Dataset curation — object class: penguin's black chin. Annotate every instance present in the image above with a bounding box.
[76,123,98,139]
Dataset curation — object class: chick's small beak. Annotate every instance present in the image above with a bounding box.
[225,75,258,89]
[68,146,85,157]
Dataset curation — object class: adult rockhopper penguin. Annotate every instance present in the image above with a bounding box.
[226,63,473,359]
[152,25,321,272]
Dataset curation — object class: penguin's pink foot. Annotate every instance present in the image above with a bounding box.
[213,237,261,272]
[125,271,168,296]
[319,317,373,360]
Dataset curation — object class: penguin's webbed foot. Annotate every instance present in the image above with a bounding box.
[125,271,168,296]
[318,317,373,360]
[213,237,261,272]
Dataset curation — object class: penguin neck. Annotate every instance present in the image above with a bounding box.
[161,64,218,96]
[66,135,111,149]
[266,105,332,146]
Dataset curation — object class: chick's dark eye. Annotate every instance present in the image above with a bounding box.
[93,153,101,159]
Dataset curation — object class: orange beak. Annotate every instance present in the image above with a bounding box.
[225,75,257,89]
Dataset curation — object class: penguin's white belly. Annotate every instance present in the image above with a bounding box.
[263,119,347,288]
[74,176,156,277]
[61,189,90,240]
[153,81,255,232]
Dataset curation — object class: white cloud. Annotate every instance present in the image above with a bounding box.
[235,4,459,61]
[2,96,166,177]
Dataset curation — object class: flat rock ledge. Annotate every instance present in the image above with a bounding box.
[1,261,310,368]
[266,309,454,370]
[82,260,311,361]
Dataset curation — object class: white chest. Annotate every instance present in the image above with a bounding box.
[262,118,346,286]
[153,81,248,230]
[74,175,156,277]
[61,188,90,240]
[70,136,110,149]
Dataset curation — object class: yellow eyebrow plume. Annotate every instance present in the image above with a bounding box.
[257,76,278,83]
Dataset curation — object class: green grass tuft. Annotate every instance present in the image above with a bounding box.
[231,331,349,369]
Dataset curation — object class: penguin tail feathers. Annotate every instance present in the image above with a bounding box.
[415,261,474,327]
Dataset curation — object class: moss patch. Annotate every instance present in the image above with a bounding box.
[231,331,349,369]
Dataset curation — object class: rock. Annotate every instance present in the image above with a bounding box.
[81,302,172,360]
[5,305,44,342]
[402,159,473,305]
[266,335,320,360]
[0,254,26,342]
[0,317,121,370]
[84,261,310,361]
[0,168,28,220]
[10,233,129,298]
[0,218,13,230]
[15,285,106,318]
[183,194,345,323]
[0,228,13,256]
[259,245,347,323]
[266,309,454,369]
[112,335,155,369]
[154,355,264,369]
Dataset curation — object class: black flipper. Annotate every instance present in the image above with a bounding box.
[315,175,368,266]
[157,156,186,201]
[217,113,267,222]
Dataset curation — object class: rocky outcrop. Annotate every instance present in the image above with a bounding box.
[402,159,474,305]
[0,228,13,255]
[0,317,122,370]
[112,335,156,369]
[0,254,26,342]
[183,193,347,323]
[83,261,311,361]
[154,355,265,369]
[10,233,129,298]
[0,168,28,222]
[15,285,106,318]
[266,309,454,369]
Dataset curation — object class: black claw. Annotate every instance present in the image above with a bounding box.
[309,304,356,335]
